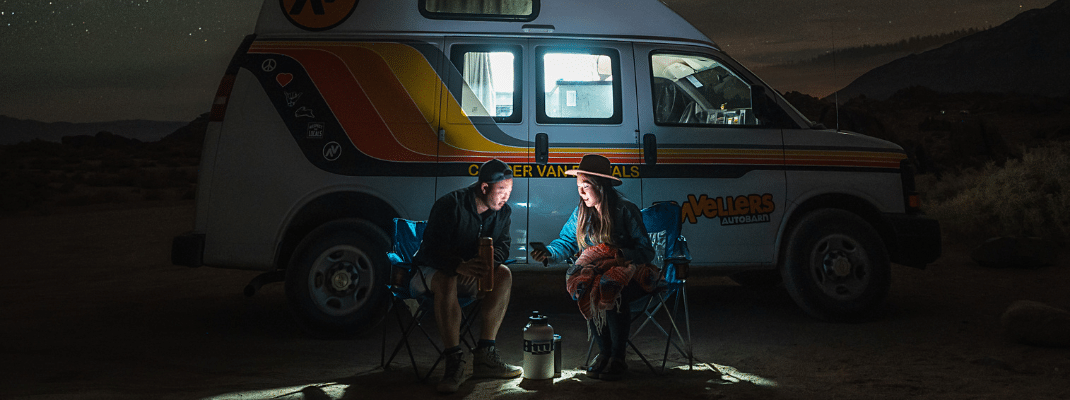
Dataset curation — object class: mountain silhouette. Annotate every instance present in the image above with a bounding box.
[834,0,1070,101]
[0,115,187,145]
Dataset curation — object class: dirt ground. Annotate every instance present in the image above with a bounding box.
[1,202,1068,399]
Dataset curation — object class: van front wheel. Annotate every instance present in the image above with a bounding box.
[781,209,890,321]
[285,219,390,338]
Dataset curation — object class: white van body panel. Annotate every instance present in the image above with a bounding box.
[254,0,714,46]
[203,70,445,269]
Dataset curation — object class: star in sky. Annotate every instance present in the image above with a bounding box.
[0,0,1058,123]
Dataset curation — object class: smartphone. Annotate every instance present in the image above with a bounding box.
[529,242,548,266]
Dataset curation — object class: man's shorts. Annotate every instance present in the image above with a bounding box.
[410,265,479,299]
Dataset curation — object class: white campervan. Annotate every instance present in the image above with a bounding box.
[173,0,941,336]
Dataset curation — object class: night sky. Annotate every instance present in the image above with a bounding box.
[0,0,1055,123]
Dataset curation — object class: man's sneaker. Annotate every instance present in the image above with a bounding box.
[471,345,522,378]
[436,349,471,393]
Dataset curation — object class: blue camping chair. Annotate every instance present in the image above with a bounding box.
[380,218,481,381]
[585,200,694,373]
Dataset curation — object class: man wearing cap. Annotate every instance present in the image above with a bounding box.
[412,158,522,393]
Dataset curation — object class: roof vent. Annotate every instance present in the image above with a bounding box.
[522,24,555,33]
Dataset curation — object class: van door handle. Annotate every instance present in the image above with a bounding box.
[535,133,549,165]
[643,133,657,165]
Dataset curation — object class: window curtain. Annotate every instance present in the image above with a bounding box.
[426,0,532,15]
[463,53,496,114]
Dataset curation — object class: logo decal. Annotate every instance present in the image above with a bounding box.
[296,106,316,118]
[323,141,341,160]
[308,122,325,139]
[680,193,775,225]
[261,59,277,72]
[523,339,553,355]
[285,91,302,107]
[280,0,360,31]
[276,73,294,87]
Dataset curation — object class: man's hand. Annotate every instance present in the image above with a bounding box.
[455,258,486,279]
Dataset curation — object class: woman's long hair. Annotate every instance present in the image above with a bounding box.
[575,173,620,251]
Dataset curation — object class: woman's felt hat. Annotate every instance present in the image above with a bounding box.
[565,154,622,186]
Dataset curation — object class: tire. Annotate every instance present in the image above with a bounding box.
[780,209,890,321]
[729,270,782,287]
[285,218,391,338]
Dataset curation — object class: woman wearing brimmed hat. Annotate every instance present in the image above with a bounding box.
[530,154,657,381]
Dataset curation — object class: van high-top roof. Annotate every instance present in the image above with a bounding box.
[255,0,717,48]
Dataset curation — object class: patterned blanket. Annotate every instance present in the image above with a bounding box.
[565,243,658,332]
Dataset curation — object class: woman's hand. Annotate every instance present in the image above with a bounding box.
[530,249,550,263]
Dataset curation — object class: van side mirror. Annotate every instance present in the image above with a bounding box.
[751,85,794,128]
[752,85,770,114]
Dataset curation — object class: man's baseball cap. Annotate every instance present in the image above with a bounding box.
[477,159,513,183]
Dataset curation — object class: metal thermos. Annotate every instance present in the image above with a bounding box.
[478,237,494,292]
[522,311,554,380]
[553,334,562,377]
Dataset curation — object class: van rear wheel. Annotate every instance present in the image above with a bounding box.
[781,209,890,321]
[285,219,390,338]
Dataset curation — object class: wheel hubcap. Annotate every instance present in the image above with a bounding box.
[329,262,355,292]
[810,234,870,300]
[824,251,853,278]
[308,245,374,317]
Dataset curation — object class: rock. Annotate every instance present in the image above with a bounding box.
[1001,300,1070,348]
[970,236,1058,269]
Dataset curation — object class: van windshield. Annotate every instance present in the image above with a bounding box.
[422,0,538,21]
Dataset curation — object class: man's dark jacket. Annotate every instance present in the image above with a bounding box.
[412,184,511,276]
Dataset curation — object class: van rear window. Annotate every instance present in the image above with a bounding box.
[420,0,539,21]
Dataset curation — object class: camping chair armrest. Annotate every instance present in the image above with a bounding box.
[668,262,690,280]
[389,260,416,288]
[665,235,691,280]
[665,234,691,263]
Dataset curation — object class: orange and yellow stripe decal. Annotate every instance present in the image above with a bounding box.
[784,148,905,169]
[655,148,784,166]
[250,41,528,163]
[249,41,903,171]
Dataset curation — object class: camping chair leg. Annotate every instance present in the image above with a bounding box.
[382,298,427,379]
[381,303,389,367]
[662,289,693,368]
[657,290,678,372]
[629,295,661,341]
[627,339,659,374]
[682,285,693,370]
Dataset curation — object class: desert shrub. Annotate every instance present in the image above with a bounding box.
[55,194,92,207]
[83,172,117,187]
[920,142,1070,243]
[143,189,162,201]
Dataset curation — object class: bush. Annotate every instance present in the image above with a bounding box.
[920,142,1070,243]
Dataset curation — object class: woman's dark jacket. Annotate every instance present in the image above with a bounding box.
[543,196,654,266]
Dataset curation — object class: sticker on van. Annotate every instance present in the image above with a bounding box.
[681,193,775,225]
[281,0,360,31]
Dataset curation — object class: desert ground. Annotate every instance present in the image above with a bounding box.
[1,202,1068,399]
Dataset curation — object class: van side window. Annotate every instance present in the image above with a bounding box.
[421,0,538,21]
[451,45,522,123]
[537,47,622,124]
[651,53,758,126]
